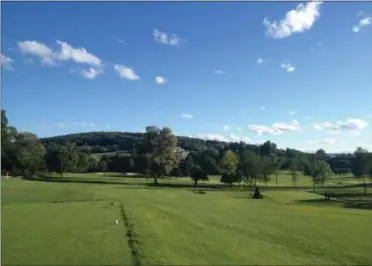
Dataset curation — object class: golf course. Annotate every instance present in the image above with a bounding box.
[2,173,371,265]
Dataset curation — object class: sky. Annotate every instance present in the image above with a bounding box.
[1,1,372,153]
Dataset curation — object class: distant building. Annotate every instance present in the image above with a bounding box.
[175,146,189,160]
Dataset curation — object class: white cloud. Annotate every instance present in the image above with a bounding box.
[57,123,65,128]
[229,134,251,143]
[281,63,295,72]
[153,29,180,46]
[288,110,296,116]
[248,120,302,136]
[139,128,146,133]
[307,138,338,145]
[313,118,368,136]
[56,41,101,66]
[215,70,225,75]
[256,58,264,65]
[352,15,372,33]
[223,125,230,131]
[18,40,55,66]
[197,134,230,142]
[72,122,95,128]
[273,120,302,132]
[1,54,14,70]
[263,1,322,39]
[113,65,140,81]
[260,106,266,110]
[248,125,282,136]
[196,133,251,143]
[236,127,242,132]
[181,113,193,119]
[155,76,167,85]
[81,68,103,79]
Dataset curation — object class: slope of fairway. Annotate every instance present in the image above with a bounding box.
[2,176,371,265]
[122,190,372,265]
[2,200,132,265]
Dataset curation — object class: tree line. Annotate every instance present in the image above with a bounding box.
[2,109,372,193]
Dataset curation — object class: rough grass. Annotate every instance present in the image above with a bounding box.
[2,173,372,265]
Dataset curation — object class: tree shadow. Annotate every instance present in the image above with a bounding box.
[295,198,372,210]
[33,176,146,187]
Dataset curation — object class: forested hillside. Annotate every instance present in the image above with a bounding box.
[2,109,371,192]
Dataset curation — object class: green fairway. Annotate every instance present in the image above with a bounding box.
[2,174,372,265]
[2,199,132,265]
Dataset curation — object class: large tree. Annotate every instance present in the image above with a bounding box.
[13,132,46,178]
[45,142,79,177]
[289,159,297,189]
[190,165,208,187]
[305,157,333,192]
[238,151,262,186]
[351,147,371,195]
[219,150,239,187]
[138,126,181,184]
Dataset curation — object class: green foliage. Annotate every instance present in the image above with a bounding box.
[190,165,208,186]
[138,126,181,184]
[351,147,371,194]
[289,159,297,187]
[219,150,239,174]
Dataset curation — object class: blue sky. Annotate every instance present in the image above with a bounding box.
[2,1,372,153]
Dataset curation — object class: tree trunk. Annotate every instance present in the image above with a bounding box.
[194,179,198,187]
[60,171,63,178]
[276,174,278,189]
[362,176,367,195]
[312,178,315,193]
[154,175,158,185]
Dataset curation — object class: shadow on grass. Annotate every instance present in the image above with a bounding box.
[295,198,372,210]
[32,176,146,187]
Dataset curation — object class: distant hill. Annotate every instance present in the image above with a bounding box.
[40,131,259,154]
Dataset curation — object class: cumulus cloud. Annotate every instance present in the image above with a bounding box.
[229,134,251,143]
[281,63,295,72]
[1,53,14,70]
[153,29,180,46]
[155,76,167,85]
[81,68,103,79]
[113,65,140,80]
[256,58,264,65]
[248,125,282,136]
[18,40,102,70]
[352,15,372,33]
[196,133,250,143]
[215,70,225,75]
[263,1,322,39]
[18,40,55,66]
[56,40,101,66]
[72,122,95,128]
[223,125,230,131]
[307,138,338,145]
[196,134,230,142]
[181,113,193,119]
[313,118,368,135]
[248,120,302,136]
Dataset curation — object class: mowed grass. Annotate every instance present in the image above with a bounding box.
[2,198,132,265]
[2,174,372,265]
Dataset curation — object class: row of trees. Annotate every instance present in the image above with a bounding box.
[2,109,372,193]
